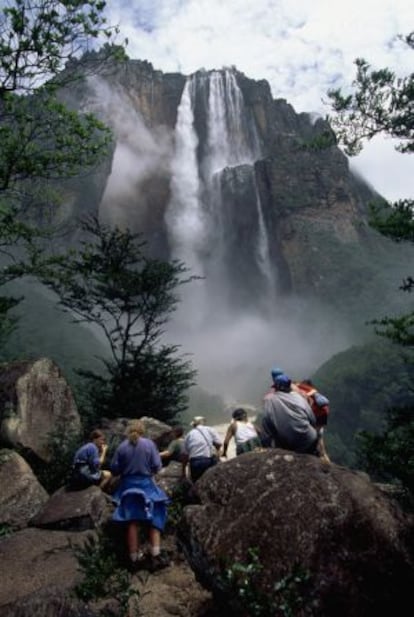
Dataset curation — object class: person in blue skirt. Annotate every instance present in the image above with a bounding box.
[110,420,170,571]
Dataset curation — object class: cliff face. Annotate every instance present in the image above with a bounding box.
[56,58,411,327]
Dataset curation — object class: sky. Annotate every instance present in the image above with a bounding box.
[104,0,413,202]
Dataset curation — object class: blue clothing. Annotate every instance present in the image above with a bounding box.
[188,456,217,482]
[110,437,169,530]
[68,442,102,489]
[73,442,101,472]
[111,437,162,477]
[112,476,169,530]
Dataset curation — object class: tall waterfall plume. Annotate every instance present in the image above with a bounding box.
[166,67,276,318]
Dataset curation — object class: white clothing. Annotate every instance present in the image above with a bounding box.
[184,425,221,459]
[234,421,258,446]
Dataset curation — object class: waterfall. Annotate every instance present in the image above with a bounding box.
[165,67,276,319]
[254,179,277,301]
[205,69,259,179]
[165,77,204,272]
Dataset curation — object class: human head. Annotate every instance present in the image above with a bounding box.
[273,374,292,393]
[89,429,105,445]
[172,426,184,438]
[271,366,284,384]
[232,408,247,421]
[191,416,205,427]
[126,420,145,444]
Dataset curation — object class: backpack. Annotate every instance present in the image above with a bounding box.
[295,381,330,427]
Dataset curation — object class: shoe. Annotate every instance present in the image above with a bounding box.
[148,551,170,573]
[128,551,147,573]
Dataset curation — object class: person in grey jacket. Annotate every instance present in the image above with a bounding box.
[258,374,321,455]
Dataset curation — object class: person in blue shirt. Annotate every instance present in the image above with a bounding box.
[68,429,111,491]
[110,420,170,572]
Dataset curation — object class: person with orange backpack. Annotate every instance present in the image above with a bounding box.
[263,368,331,463]
[292,378,331,463]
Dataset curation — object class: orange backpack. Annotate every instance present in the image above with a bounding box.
[295,381,330,427]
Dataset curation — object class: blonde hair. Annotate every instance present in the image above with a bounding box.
[127,420,145,444]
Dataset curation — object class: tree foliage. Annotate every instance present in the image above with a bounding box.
[41,217,196,422]
[0,1,124,346]
[328,32,414,497]
[328,33,414,156]
[0,0,119,95]
[357,406,414,497]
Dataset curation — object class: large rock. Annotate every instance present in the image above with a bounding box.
[1,588,95,617]
[0,528,90,612]
[30,485,113,531]
[0,449,49,530]
[177,450,414,616]
[100,415,172,452]
[0,358,81,462]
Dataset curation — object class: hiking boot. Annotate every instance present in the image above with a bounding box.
[127,551,147,573]
[147,551,170,573]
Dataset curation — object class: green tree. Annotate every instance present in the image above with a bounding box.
[327,32,414,496]
[0,1,125,345]
[41,216,196,423]
[328,33,413,156]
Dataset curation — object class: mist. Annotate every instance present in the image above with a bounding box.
[86,76,174,231]
[167,291,356,408]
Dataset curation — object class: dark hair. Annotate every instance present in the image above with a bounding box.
[89,429,105,441]
[172,426,184,438]
[232,408,247,421]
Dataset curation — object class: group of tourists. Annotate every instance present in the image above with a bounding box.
[68,366,331,571]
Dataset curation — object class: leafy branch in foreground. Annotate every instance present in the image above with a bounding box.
[327,33,414,156]
[0,0,122,95]
[73,532,138,616]
[220,548,317,617]
[328,31,414,499]
[0,1,126,347]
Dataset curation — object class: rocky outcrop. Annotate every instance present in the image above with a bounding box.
[30,485,113,531]
[100,415,172,447]
[0,358,81,462]
[0,528,90,613]
[0,449,49,530]
[1,353,412,617]
[177,450,414,616]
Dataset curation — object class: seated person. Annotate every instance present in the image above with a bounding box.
[263,367,331,463]
[68,429,112,490]
[257,374,321,456]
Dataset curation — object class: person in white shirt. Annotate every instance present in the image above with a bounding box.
[221,408,261,457]
[184,416,222,482]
